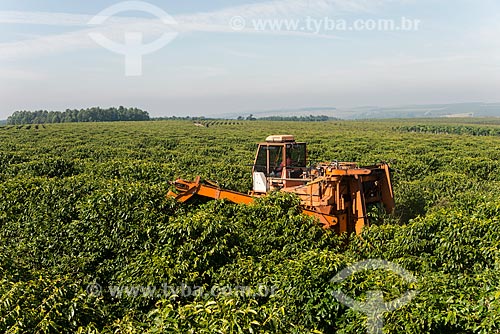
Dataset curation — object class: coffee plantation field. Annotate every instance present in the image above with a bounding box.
[1,119,500,333]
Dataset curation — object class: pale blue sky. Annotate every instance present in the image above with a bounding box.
[0,0,499,118]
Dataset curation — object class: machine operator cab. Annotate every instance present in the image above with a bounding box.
[252,135,307,193]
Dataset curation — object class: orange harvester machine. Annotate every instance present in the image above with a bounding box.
[168,135,395,235]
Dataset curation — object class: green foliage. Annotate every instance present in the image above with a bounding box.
[0,275,105,333]
[396,124,500,136]
[1,119,500,332]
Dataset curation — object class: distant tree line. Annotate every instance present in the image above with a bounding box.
[7,107,150,125]
[151,115,337,122]
[257,115,335,122]
[152,116,208,121]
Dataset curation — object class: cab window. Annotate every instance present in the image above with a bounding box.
[287,143,306,167]
[254,146,267,174]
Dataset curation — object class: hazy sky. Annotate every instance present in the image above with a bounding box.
[0,0,499,118]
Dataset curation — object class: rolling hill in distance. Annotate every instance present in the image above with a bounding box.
[215,102,500,120]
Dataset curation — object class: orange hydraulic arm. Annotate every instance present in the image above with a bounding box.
[167,177,340,229]
[167,176,253,204]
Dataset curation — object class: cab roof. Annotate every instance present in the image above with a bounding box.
[265,135,295,143]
